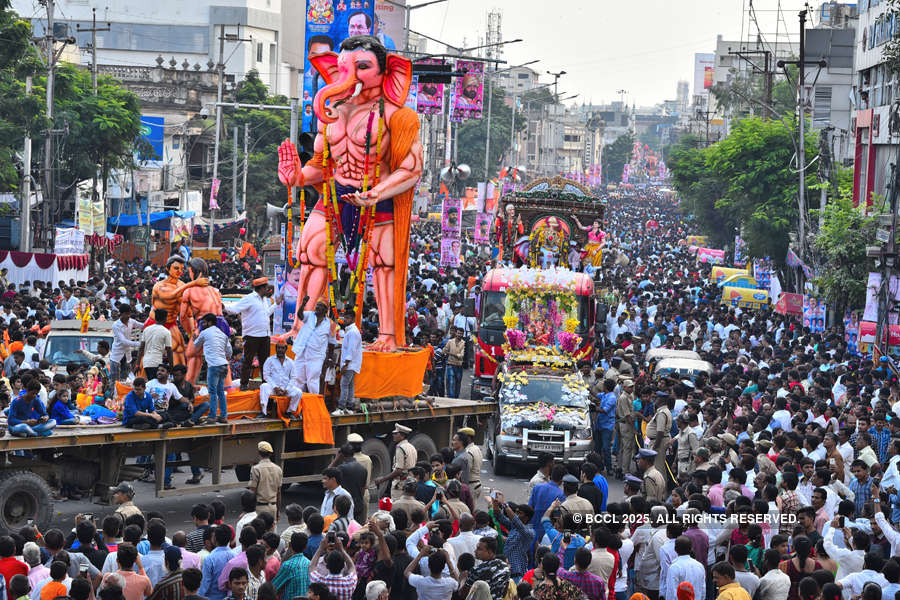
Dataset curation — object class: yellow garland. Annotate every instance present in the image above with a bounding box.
[322,125,338,310]
[503,315,519,329]
[564,318,579,333]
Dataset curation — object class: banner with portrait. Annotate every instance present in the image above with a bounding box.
[441,195,461,235]
[452,60,484,120]
[415,58,445,115]
[302,0,375,132]
[440,237,461,267]
[803,295,827,333]
[864,272,900,324]
[845,310,861,355]
[474,212,492,244]
[405,75,418,111]
[373,0,403,51]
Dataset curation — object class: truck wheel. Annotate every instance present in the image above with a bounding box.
[491,444,508,476]
[361,438,391,482]
[408,433,437,464]
[234,465,251,482]
[0,471,53,530]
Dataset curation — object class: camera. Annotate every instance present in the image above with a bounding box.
[327,532,336,543]
[83,513,93,521]
[26,519,33,526]
[199,106,210,119]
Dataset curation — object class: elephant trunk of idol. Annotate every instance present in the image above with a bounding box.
[313,70,363,124]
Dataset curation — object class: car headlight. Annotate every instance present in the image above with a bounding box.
[573,428,592,440]
[500,426,522,436]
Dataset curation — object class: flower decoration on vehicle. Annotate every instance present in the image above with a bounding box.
[505,328,526,350]
[557,332,582,354]
[503,315,520,329]
[564,318,579,333]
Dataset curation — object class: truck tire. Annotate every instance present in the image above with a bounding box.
[491,443,508,476]
[234,464,251,482]
[361,438,391,482]
[408,433,437,464]
[0,471,53,530]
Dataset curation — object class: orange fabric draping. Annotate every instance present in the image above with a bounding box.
[388,107,419,348]
[299,393,333,445]
[354,347,431,399]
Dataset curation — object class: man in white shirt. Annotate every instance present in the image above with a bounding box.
[756,549,791,600]
[445,513,480,559]
[55,288,77,319]
[837,552,888,597]
[824,517,865,581]
[109,304,142,380]
[664,537,705,600]
[292,297,334,394]
[337,308,362,415]
[145,365,181,431]
[259,342,301,419]
[224,277,276,389]
[137,308,173,381]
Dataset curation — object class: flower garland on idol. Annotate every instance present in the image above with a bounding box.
[311,99,385,318]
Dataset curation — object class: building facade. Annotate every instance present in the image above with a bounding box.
[16,0,293,96]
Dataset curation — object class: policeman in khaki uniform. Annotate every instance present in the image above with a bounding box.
[250,441,283,519]
[644,391,673,474]
[374,424,417,500]
[636,448,666,502]
[459,427,483,501]
[112,482,143,519]
[348,433,372,519]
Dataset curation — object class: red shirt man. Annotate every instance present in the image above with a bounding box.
[0,536,29,588]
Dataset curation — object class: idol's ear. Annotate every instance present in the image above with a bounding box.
[382,53,413,106]
[309,52,340,85]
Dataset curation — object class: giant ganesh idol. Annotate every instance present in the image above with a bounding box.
[276,35,422,351]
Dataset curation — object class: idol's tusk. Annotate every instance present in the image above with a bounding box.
[349,82,363,99]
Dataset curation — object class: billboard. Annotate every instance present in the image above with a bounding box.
[451,60,484,120]
[302,0,375,133]
[140,116,164,160]
[416,58,445,115]
[693,53,715,99]
[374,0,404,51]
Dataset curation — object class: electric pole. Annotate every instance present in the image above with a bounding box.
[232,125,238,221]
[798,8,807,261]
[208,24,225,249]
[76,8,110,94]
[43,0,55,249]
[242,122,248,218]
[20,76,32,252]
[547,70,566,101]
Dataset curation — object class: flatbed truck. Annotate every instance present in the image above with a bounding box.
[0,397,494,530]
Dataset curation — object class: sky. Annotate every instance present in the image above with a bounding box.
[408,0,813,107]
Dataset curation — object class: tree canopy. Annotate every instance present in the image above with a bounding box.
[602,133,634,184]
[668,116,817,266]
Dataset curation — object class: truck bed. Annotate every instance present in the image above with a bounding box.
[0,397,496,451]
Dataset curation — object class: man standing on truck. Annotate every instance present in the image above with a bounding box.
[374,424,416,500]
[110,304,142,381]
[137,308,174,381]
[224,277,276,389]
[249,441,282,521]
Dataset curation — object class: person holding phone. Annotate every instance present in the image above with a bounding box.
[308,534,357,600]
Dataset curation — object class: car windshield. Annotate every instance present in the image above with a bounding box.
[500,375,589,408]
[42,335,112,366]
[481,291,506,328]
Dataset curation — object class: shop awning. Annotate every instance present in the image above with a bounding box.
[108,210,196,228]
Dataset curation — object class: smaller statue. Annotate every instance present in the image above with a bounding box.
[150,256,209,366]
[528,216,569,269]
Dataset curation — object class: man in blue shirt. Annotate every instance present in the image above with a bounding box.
[199,525,235,600]
[594,379,617,474]
[8,380,56,437]
[539,498,587,569]
[123,377,165,430]
[528,464,566,543]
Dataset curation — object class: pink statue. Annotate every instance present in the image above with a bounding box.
[276,35,422,351]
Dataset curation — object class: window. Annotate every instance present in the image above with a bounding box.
[257,42,263,63]
[35,21,209,54]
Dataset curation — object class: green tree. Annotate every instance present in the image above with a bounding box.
[813,170,875,316]
[216,71,293,233]
[602,132,634,184]
[668,116,817,266]
[456,84,522,182]
[0,0,45,190]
